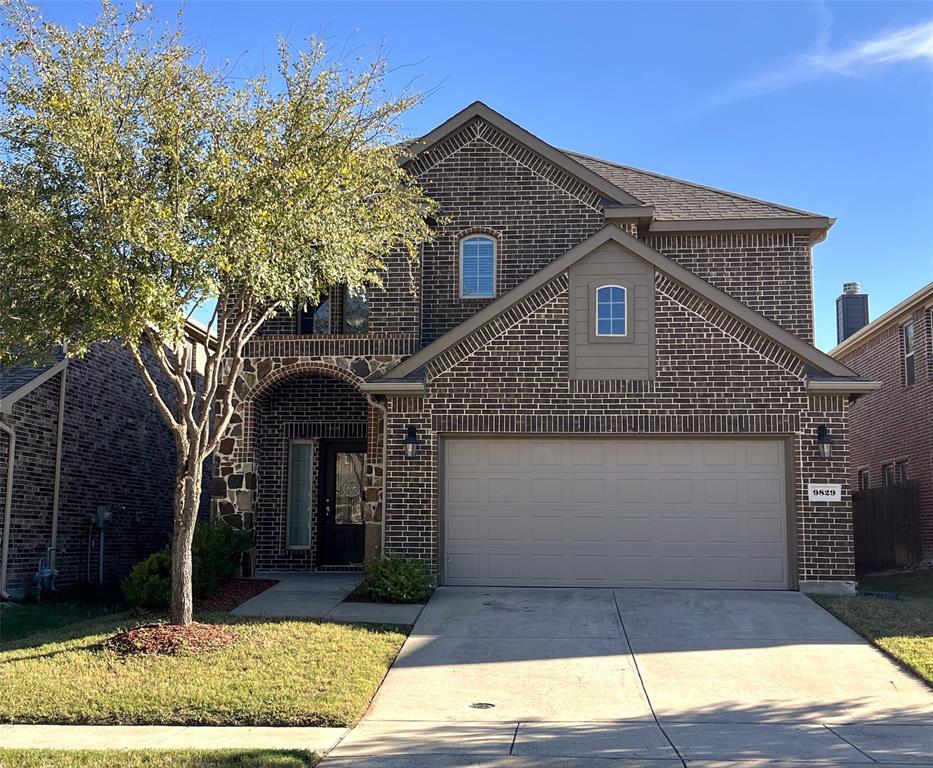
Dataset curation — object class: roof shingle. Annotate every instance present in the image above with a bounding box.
[563,150,823,221]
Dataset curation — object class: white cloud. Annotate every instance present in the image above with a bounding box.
[706,18,933,108]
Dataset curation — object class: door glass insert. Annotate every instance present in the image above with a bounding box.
[287,442,314,547]
[335,452,366,525]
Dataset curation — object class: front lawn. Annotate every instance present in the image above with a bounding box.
[0,750,317,767]
[0,614,405,726]
[814,568,933,687]
[0,595,126,646]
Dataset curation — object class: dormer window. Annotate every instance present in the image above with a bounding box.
[460,235,496,298]
[595,284,628,337]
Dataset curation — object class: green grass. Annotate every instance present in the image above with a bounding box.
[0,750,318,767]
[814,569,933,687]
[0,599,126,646]
[0,613,405,726]
[858,569,933,600]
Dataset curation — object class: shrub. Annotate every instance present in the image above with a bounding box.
[121,549,172,610]
[121,521,248,611]
[356,555,435,603]
[191,521,248,597]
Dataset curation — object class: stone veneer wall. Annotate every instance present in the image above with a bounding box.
[213,335,415,565]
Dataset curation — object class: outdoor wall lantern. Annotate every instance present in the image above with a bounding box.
[817,425,833,460]
[403,425,420,459]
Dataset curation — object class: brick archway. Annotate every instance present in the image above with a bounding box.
[215,354,394,569]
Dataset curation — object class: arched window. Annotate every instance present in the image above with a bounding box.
[460,235,496,298]
[595,285,627,336]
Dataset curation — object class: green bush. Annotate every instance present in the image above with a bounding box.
[121,521,248,610]
[191,521,247,597]
[356,555,435,603]
[121,549,172,610]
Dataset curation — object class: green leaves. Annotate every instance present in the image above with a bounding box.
[0,0,437,363]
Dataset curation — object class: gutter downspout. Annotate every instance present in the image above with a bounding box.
[48,364,67,582]
[0,420,16,599]
[365,393,389,560]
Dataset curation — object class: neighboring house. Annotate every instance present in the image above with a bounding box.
[831,281,933,556]
[214,102,876,593]
[0,323,212,599]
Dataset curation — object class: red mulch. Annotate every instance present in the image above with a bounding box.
[194,578,279,612]
[104,621,239,656]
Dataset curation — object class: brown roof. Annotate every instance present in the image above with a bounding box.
[562,150,822,221]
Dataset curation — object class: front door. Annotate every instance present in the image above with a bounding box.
[317,440,367,566]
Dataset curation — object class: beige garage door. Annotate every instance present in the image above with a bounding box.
[443,438,789,589]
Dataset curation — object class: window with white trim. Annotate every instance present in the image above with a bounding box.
[595,284,628,337]
[460,235,496,298]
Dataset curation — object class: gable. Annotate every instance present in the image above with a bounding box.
[568,241,655,380]
[384,225,856,383]
[404,102,646,209]
[410,118,606,346]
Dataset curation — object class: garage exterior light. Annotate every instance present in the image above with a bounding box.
[817,425,833,460]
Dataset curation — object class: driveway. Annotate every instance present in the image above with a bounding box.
[324,587,933,767]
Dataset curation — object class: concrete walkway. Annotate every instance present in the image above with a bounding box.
[0,724,347,752]
[322,587,933,767]
[231,571,424,624]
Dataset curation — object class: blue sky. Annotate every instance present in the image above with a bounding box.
[36,1,933,350]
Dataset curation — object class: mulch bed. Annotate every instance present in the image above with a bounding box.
[103,621,239,656]
[194,578,279,612]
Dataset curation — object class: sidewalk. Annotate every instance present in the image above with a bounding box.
[0,724,347,752]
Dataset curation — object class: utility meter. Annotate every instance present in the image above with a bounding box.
[91,506,112,528]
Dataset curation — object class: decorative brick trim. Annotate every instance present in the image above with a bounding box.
[408,117,603,212]
[245,334,418,359]
[569,379,656,395]
[427,274,570,381]
[657,274,805,378]
[432,413,800,435]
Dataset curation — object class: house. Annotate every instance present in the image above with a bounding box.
[831,281,933,557]
[213,102,877,593]
[0,322,212,599]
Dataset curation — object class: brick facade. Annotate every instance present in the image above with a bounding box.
[837,303,933,554]
[0,342,209,597]
[253,373,368,570]
[381,272,852,584]
[215,111,854,588]
[646,232,815,344]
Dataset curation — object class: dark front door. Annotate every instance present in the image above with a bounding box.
[317,439,367,566]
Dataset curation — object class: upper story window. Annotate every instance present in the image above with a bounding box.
[460,235,496,298]
[344,286,369,335]
[595,285,628,337]
[297,294,331,335]
[904,322,916,386]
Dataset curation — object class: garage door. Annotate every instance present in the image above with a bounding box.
[443,438,788,589]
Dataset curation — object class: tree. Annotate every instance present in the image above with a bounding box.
[0,0,437,625]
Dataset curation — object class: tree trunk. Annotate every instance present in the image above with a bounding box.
[169,458,203,627]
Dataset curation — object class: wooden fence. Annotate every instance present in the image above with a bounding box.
[852,480,922,574]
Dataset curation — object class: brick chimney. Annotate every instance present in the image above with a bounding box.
[836,282,869,343]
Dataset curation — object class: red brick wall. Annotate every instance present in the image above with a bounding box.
[645,231,815,343]
[839,305,933,554]
[407,117,605,346]
[0,342,208,597]
[382,271,853,583]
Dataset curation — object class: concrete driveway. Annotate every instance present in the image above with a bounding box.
[324,587,933,767]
